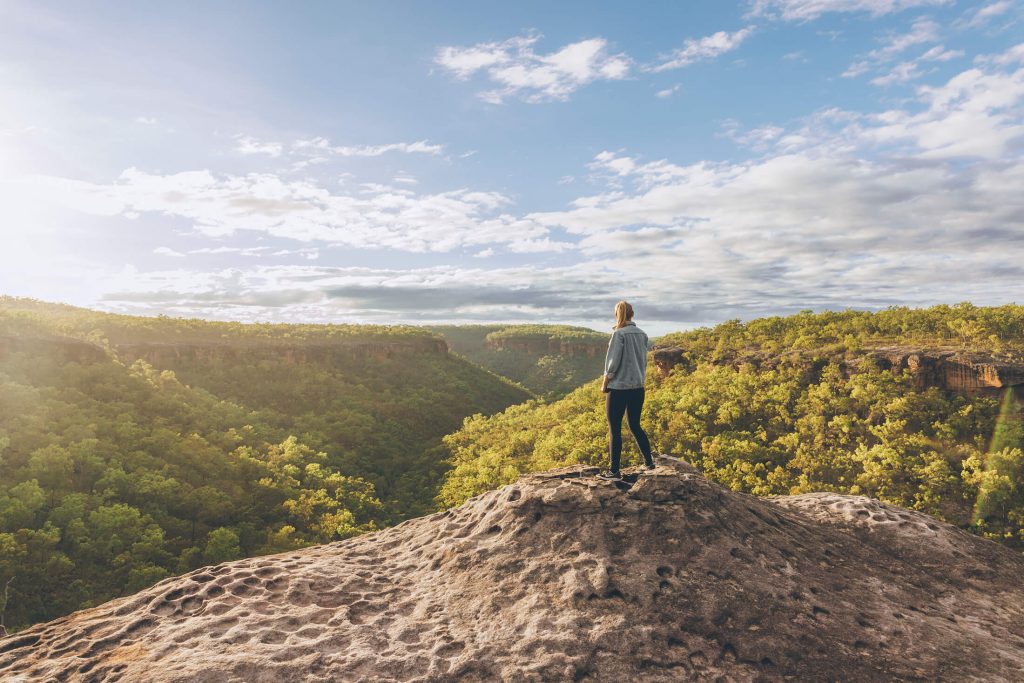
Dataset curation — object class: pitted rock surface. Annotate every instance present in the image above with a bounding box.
[3,457,1024,682]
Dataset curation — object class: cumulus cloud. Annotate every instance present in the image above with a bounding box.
[747,0,953,22]
[435,33,632,103]
[35,168,568,254]
[516,44,1024,319]
[234,134,284,157]
[22,45,1024,330]
[647,27,755,72]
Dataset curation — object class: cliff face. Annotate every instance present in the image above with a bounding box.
[111,339,449,367]
[4,457,1023,682]
[0,335,108,365]
[0,335,451,369]
[652,345,1024,397]
[484,337,605,358]
[858,346,1024,395]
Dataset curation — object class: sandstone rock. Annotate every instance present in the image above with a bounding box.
[651,346,689,376]
[3,457,1023,682]
[858,346,1024,396]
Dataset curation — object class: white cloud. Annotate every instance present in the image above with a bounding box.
[153,246,184,257]
[957,0,1015,29]
[720,120,786,150]
[842,17,940,78]
[647,27,755,72]
[34,168,568,254]
[270,247,319,260]
[292,137,444,157]
[435,33,632,103]
[136,116,159,125]
[234,134,284,157]
[869,45,964,85]
[512,45,1024,317]
[919,45,965,62]
[14,42,1024,329]
[90,262,664,325]
[748,0,953,22]
[189,246,270,256]
[655,84,682,98]
[974,41,1024,66]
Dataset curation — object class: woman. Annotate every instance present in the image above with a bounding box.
[598,301,655,481]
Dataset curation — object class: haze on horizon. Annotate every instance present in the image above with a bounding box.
[1,0,1022,337]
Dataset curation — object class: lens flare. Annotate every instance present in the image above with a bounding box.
[972,386,1022,526]
[987,386,1019,455]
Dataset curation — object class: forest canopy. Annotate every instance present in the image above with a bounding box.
[439,303,1024,553]
[0,298,529,632]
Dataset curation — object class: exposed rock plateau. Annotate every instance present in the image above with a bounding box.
[3,457,1024,682]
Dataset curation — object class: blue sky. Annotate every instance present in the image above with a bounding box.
[1,0,1022,335]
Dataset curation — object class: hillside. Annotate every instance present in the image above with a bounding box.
[439,304,1024,550]
[3,458,1023,682]
[428,324,608,399]
[0,297,531,632]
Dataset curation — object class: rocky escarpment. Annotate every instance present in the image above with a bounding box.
[0,335,108,365]
[856,346,1024,395]
[111,338,449,367]
[653,345,1024,397]
[484,337,605,358]
[0,335,451,368]
[3,457,1024,682]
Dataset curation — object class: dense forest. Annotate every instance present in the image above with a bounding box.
[428,324,607,399]
[440,304,1024,551]
[4,298,1023,633]
[0,298,530,632]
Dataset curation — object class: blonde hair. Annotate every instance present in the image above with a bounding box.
[613,301,634,330]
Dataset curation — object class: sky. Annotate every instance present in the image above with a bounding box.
[1,0,1022,336]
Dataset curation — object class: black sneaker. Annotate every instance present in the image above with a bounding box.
[597,471,622,482]
[640,463,657,472]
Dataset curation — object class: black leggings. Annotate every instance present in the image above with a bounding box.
[606,387,653,473]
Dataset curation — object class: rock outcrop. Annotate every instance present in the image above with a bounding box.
[652,345,689,375]
[857,346,1024,396]
[3,457,1024,682]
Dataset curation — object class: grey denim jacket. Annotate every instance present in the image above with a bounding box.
[604,321,651,390]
